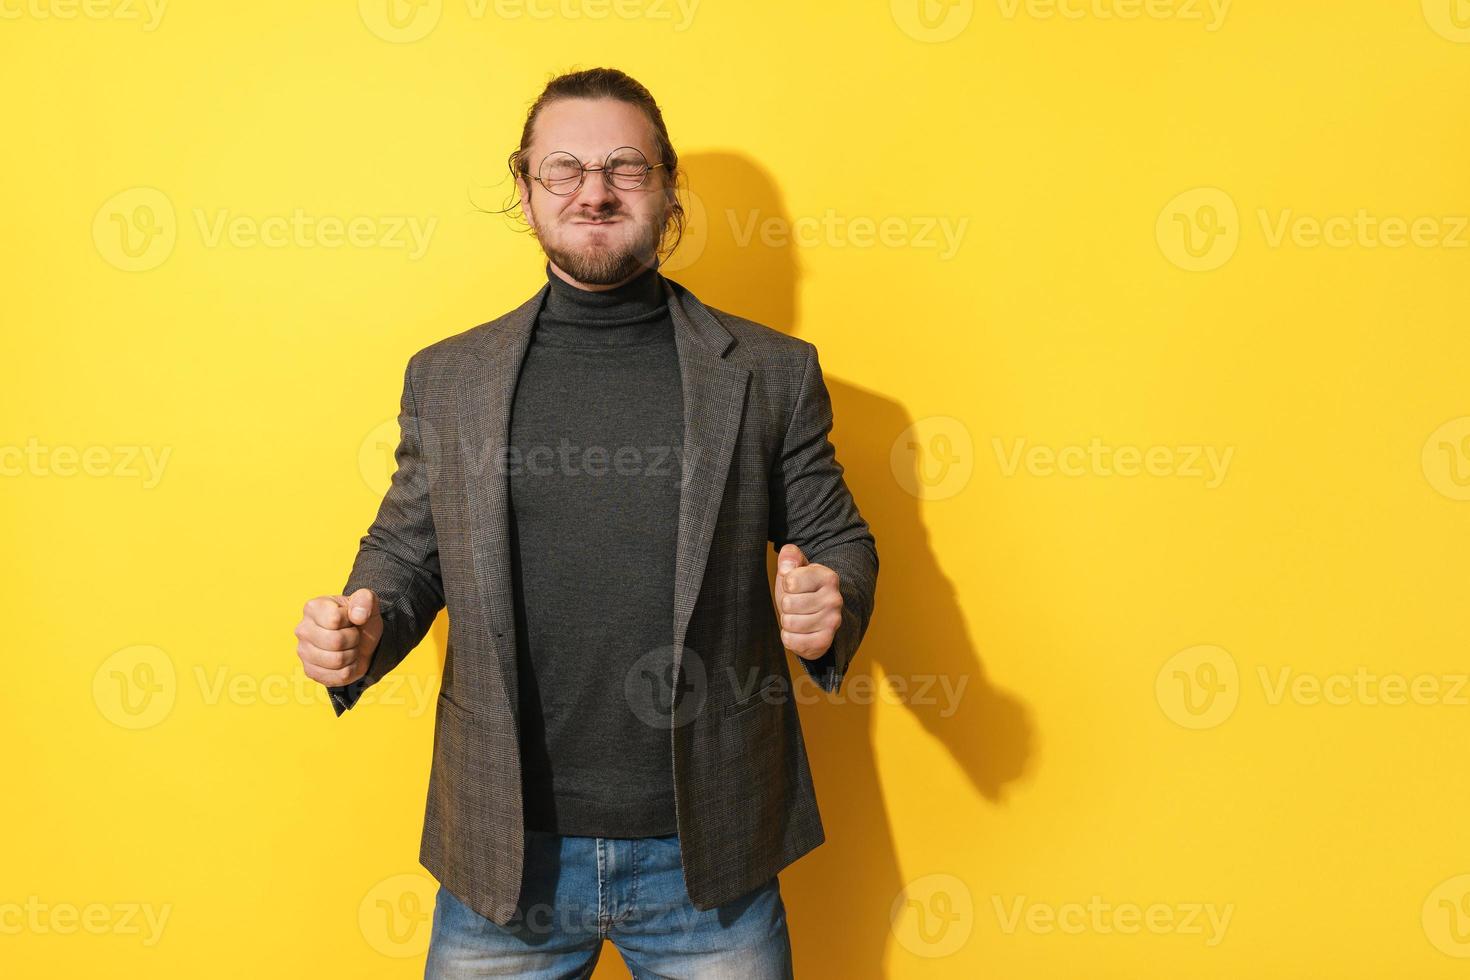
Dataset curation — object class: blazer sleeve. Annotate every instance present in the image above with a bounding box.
[767,341,878,696]
[328,353,446,715]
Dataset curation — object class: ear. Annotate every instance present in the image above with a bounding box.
[514,172,539,235]
[514,170,533,210]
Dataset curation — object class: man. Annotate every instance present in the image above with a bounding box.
[294,67,878,978]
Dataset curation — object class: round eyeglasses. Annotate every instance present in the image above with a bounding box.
[531,146,667,196]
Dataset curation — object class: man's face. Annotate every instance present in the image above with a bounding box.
[516,97,671,288]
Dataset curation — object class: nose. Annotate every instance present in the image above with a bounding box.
[571,168,617,211]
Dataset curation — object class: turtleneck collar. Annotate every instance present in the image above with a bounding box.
[536,260,670,348]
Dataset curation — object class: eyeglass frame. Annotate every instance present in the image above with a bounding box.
[525,145,669,196]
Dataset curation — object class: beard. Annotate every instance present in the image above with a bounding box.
[534,201,666,285]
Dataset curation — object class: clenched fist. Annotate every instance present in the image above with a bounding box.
[773,543,842,660]
[295,588,383,687]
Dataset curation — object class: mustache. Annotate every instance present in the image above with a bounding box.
[569,207,624,221]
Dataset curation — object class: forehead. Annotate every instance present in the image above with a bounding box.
[531,98,656,160]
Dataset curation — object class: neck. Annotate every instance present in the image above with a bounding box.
[535,259,670,347]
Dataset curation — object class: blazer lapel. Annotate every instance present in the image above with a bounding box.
[664,279,751,664]
[456,285,542,716]
[455,274,750,720]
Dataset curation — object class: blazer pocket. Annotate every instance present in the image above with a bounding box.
[436,690,473,721]
[724,676,780,718]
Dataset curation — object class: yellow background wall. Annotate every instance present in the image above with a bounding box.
[4,1,1469,976]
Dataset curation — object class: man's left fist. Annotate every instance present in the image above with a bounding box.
[773,543,843,660]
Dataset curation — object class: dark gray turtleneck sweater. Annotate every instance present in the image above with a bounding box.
[508,260,683,838]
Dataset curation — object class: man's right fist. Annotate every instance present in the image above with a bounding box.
[295,588,383,688]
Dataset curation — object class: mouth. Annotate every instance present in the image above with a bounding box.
[574,217,619,225]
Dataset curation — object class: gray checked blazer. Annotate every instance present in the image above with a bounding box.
[328,273,878,926]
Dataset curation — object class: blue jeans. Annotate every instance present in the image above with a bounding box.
[424,829,795,979]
